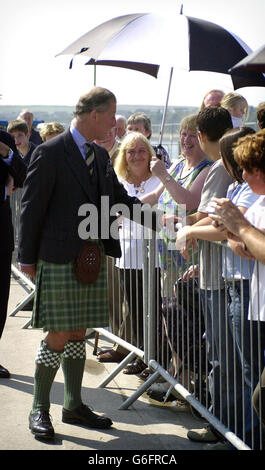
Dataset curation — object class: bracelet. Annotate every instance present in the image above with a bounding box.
[162,174,172,185]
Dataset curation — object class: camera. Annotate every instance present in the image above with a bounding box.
[153,144,163,161]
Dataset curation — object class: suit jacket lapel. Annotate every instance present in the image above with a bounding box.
[63,130,99,205]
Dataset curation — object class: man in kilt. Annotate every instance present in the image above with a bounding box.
[18,87,156,440]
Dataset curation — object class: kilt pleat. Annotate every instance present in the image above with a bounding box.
[31,247,109,332]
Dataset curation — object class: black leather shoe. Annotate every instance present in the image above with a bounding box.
[62,403,113,429]
[0,365,10,378]
[147,389,176,402]
[29,410,55,439]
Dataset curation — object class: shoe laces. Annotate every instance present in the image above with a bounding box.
[37,410,53,423]
[81,402,94,412]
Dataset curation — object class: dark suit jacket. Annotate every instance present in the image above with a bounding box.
[29,128,42,146]
[18,130,158,265]
[0,153,27,255]
[23,142,37,168]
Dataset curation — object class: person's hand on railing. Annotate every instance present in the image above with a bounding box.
[182,264,199,282]
[175,225,194,250]
[179,238,198,261]
[162,213,179,232]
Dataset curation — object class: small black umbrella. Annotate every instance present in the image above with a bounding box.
[229,43,265,73]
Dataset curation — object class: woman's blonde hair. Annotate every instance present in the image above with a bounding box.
[221,92,249,120]
[40,122,65,141]
[114,132,155,181]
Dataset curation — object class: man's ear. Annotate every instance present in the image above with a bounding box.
[198,130,206,143]
[89,109,97,122]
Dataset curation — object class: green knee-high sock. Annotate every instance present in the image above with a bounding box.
[61,340,86,410]
[32,341,61,413]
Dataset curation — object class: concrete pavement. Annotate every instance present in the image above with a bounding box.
[0,273,206,452]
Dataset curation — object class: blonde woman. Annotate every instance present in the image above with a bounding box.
[113,132,162,375]
[39,122,65,142]
[221,92,248,128]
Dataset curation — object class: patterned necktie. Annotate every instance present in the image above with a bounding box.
[85,143,94,175]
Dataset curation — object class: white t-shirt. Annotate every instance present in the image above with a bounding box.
[198,159,234,289]
[222,182,258,280]
[245,195,265,321]
[116,175,161,269]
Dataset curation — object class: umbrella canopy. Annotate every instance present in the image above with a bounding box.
[57,12,265,89]
[229,43,265,73]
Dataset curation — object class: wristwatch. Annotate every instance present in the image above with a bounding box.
[162,174,172,185]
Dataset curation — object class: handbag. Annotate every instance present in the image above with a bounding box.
[74,241,101,284]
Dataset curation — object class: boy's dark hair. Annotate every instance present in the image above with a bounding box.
[196,106,233,142]
[257,102,265,129]
[7,119,29,135]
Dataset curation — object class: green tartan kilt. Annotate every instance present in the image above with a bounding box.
[31,247,109,332]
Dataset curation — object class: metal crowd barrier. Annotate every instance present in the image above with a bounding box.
[96,233,265,451]
[9,189,264,450]
[9,189,35,328]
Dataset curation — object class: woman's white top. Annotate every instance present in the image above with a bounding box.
[116,175,161,269]
[245,195,265,321]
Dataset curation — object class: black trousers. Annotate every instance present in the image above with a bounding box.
[124,268,162,353]
[0,252,12,339]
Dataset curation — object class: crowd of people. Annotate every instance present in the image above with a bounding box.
[0,87,265,450]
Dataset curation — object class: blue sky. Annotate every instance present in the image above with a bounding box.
[1,0,265,107]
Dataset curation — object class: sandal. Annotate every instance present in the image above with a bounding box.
[123,358,147,375]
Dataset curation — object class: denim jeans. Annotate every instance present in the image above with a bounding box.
[200,288,242,433]
[227,281,261,387]
[226,280,263,443]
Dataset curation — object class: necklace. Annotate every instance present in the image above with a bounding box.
[134,180,147,194]
[127,172,151,194]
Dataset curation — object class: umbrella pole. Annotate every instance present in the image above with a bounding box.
[159,67,174,146]
[94,64,96,85]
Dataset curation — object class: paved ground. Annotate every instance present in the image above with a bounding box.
[0,273,209,457]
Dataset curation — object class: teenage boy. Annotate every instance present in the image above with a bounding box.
[7,119,36,167]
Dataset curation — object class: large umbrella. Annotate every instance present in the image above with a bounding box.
[229,43,265,73]
[57,11,265,141]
